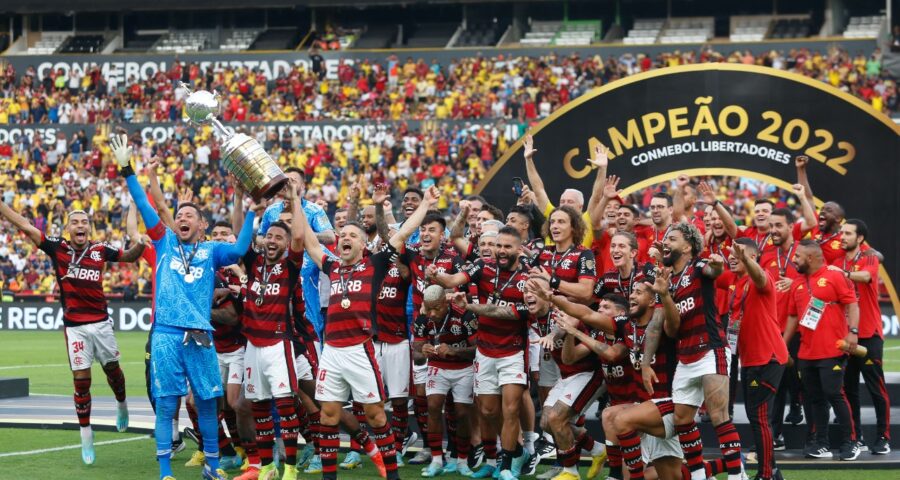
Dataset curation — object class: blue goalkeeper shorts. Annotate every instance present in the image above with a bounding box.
[150,326,223,401]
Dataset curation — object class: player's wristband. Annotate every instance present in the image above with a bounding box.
[549,277,561,290]
[119,165,135,177]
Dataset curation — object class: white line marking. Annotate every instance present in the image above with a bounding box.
[884,345,900,351]
[0,435,149,457]
[0,361,143,371]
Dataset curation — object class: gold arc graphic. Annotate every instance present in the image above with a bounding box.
[474,63,900,315]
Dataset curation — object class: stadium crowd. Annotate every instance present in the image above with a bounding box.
[0,45,896,127]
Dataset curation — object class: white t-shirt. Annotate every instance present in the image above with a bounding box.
[195,145,211,165]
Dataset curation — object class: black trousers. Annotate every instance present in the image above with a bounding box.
[844,336,892,441]
[772,336,804,438]
[728,350,740,417]
[743,361,785,479]
[799,356,854,447]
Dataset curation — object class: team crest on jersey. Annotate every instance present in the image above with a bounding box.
[817,278,827,287]
[90,250,102,262]
[681,274,692,288]
[560,259,573,270]
[355,263,367,272]
[271,263,283,275]
[388,266,400,277]
[451,324,462,335]
[194,248,210,261]
[830,240,840,250]
[516,280,527,291]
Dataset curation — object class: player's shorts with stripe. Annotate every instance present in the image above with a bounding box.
[543,370,605,414]
[295,351,315,382]
[316,340,386,404]
[641,398,682,462]
[218,347,245,386]
[151,327,223,401]
[538,351,561,388]
[244,341,297,401]
[413,362,428,385]
[64,319,120,370]
[375,340,411,399]
[426,365,474,403]
[673,347,731,407]
[474,350,527,395]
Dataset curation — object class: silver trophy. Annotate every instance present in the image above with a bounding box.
[182,83,287,201]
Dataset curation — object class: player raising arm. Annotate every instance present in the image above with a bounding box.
[110,134,257,480]
[0,198,146,466]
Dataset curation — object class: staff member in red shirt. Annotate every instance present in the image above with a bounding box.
[785,240,860,462]
[727,239,789,480]
[829,219,891,455]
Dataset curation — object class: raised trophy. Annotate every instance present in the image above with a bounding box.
[181,83,287,201]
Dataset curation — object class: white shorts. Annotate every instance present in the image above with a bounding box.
[413,362,428,386]
[316,341,385,404]
[543,371,605,415]
[672,348,731,407]
[528,329,540,373]
[538,354,561,388]
[244,341,297,401]
[295,352,314,382]
[474,350,527,395]
[375,340,411,399]
[218,347,246,386]
[641,408,681,463]
[426,365,475,403]
[65,320,120,370]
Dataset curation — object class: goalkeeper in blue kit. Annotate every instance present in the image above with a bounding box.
[111,135,258,480]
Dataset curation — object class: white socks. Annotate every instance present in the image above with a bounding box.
[589,441,605,456]
[172,419,179,441]
[524,431,538,455]
[80,426,93,442]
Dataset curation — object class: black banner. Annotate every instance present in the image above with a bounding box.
[475,63,900,312]
[0,301,153,331]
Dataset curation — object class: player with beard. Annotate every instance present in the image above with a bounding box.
[567,280,681,480]
[410,286,477,476]
[234,183,305,480]
[0,201,146,465]
[642,222,745,480]
[528,206,596,305]
[760,209,806,444]
[726,239,789,480]
[114,134,258,480]
[784,240,860,461]
[404,210,463,465]
[635,193,674,247]
[298,185,439,480]
[737,162,816,254]
[427,227,532,480]
[527,283,618,480]
[830,220,891,455]
[594,232,655,301]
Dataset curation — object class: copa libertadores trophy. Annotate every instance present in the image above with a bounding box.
[181,83,287,200]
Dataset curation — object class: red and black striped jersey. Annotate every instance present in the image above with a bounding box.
[530,245,597,286]
[241,248,302,348]
[213,268,246,353]
[670,258,725,363]
[291,278,312,343]
[461,259,530,358]
[413,304,476,370]
[39,235,121,327]
[594,262,656,300]
[374,262,412,343]
[602,316,636,405]
[404,243,462,314]
[322,247,396,347]
[619,315,676,401]
[543,310,599,378]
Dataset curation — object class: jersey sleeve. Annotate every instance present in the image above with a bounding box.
[321,255,335,276]
[859,255,880,283]
[449,254,463,274]
[462,311,478,340]
[577,249,597,280]
[511,303,531,321]
[98,242,121,262]
[242,249,257,271]
[307,202,334,233]
[38,234,62,255]
[287,245,304,266]
[412,316,431,342]
[787,283,800,316]
[833,271,859,306]
[460,259,484,283]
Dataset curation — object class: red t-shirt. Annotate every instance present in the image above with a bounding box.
[832,252,882,339]
[788,266,857,360]
[805,225,843,265]
[241,248,302,347]
[729,272,789,367]
[759,242,802,331]
[374,261,412,344]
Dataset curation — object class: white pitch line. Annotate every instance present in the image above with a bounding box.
[0,434,150,457]
[0,361,143,371]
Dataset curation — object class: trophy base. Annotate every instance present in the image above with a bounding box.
[251,174,289,202]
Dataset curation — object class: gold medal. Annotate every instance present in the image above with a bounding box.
[255,297,264,307]
[341,298,351,309]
